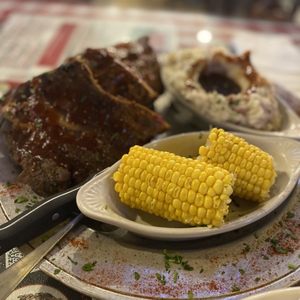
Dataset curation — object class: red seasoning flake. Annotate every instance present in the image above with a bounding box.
[69,237,89,249]
[208,280,218,291]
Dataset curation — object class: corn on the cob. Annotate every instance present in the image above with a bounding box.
[199,128,276,202]
[113,145,235,227]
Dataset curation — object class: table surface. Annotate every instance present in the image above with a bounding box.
[0,1,299,299]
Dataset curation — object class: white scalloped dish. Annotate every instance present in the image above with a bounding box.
[76,132,300,241]
[160,48,300,140]
[172,90,300,140]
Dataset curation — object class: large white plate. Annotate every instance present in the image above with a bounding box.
[76,131,300,241]
[1,131,300,299]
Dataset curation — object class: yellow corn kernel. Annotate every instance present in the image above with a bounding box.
[213,179,224,195]
[198,182,208,195]
[182,202,189,212]
[189,204,197,216]
[187,190,196,203]
[199,128,277,202]
[179,188,188,202]
[171,171,180,184]
[197,207,206,218]
[195,194,204,207]
[172,186,181,198]
[113,145,235,227]
[191,179,200,192]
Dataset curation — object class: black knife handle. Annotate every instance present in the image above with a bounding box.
[0,185,80,255]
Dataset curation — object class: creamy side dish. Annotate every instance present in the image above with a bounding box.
[161,48,282,131]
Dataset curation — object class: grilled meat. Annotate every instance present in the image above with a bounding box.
[108,36,164,95]
[74,48,157,108]
[0,39,168,196]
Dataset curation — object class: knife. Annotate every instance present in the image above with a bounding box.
[0,167,109,255]
[0,213,83,300]
[0,183,81,255]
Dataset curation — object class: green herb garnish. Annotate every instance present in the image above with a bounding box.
[286,211,295,219]
[173,271,179,283]
[82,261,97,272]
[182,260,194,271]
[270,239,289,254]
[288,263,297,271]
[188,290,194,299]
[155,273,166,285]
[163,249,194,271]
[14,196,29,204]
[134,272,140,280]
[239,268,245,275]
[54,268,61,275]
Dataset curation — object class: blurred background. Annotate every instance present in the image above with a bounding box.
[0,0,299,98]
[79,0,300,23]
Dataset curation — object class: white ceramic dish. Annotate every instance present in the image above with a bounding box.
[6,285,67,300]
[76,131,300,241]
[243,287,300,300]
[171,92,300,140]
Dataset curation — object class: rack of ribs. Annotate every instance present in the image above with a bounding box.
[0,37,169,196]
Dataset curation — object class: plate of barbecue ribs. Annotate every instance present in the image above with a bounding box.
[0,36,299,198]
[1,36,300,300]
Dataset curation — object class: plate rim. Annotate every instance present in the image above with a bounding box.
[242,286,300,300]
[38,258,300,300]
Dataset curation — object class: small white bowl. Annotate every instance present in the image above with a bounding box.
[171,91,300,140]
[76,131,300,241]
